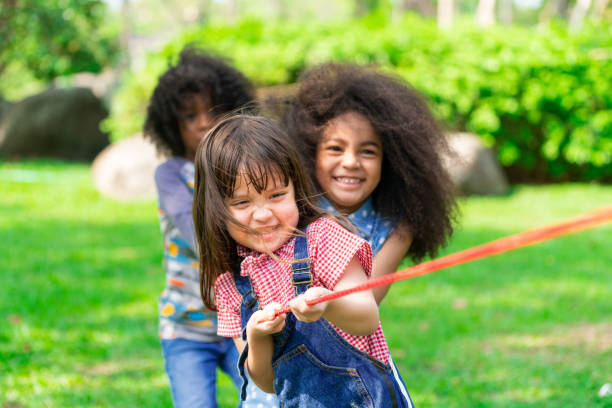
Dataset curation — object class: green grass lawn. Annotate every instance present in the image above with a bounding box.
[1,160,611,407]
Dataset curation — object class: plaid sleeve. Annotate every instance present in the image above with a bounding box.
[310,218,373,290]
[214,273,243,338]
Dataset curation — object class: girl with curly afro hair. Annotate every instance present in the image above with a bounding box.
[283,63,457,303]
[144,47,278,408]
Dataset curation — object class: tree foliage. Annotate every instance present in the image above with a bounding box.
[0,0,118,81]
[105,15,612,182]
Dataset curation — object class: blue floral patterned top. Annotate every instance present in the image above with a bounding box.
[155,158,219,341]
[318,196,397,255]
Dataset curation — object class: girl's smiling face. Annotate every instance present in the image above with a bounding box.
[225,170,299,253]
[178,92,215,160]
[315,111,383,214]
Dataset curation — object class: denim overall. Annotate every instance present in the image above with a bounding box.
[233,234,414,408]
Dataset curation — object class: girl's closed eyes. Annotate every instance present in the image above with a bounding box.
[193,115,412,407]
[225,173,299,254]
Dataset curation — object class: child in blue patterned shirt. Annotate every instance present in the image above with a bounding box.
[144,46,278,408]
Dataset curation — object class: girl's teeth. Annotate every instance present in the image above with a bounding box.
[336,177,361,184]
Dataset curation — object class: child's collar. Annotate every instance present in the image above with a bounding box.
[236,244,257,258]
[236,238,297,266]
[319,196,375,219]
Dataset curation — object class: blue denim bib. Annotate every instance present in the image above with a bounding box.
[233,232,414,408]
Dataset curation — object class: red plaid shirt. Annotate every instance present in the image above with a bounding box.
[215,217,390,364]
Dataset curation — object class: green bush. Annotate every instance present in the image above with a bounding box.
[0,0,119,100]
[104,15,612,182]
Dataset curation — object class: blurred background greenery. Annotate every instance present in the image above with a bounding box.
[1,1,611,407]
[1,0,612,181]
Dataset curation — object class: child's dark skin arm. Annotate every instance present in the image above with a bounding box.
[290,256,379,336]
[234,303,286,393]
[371,223,413,304]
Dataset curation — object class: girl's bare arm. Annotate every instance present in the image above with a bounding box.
[371,223,413,304]
[232,336,246,354]
[237,303,286,393]
[291,256,379,336]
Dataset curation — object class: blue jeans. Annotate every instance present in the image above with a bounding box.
[161,337,278,408]
[162,337,242,408]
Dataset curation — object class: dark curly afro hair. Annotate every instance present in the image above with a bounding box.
[144,47,257,157]
[283,63,457,262]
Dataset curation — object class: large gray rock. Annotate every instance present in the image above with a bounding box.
[0,87,109,161]
[0,96,13,121]
[91,134,164,202]
[442,132,509,196]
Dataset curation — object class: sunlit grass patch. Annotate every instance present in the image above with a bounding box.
[495,322,612,354]
[1,160,611,407]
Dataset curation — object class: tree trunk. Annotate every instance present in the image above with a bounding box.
[274,0,288,19]
[591,0,610,18]
[556,0,571,17]
[401,0,435,17]
[438,0,454,28]
[354,0,378,17]
[197,0,210,25]
[569,0,592,29]
[226,0,239,21]
[499,0,513,24]
[476,0,496,26]
[538,0,570,25]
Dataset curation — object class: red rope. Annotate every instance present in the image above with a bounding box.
[274,205,612,316]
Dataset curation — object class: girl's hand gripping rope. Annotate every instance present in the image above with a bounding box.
[273,205,612,318]
[247,302,286,338]
[289,287,332,323]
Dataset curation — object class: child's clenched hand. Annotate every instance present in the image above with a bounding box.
[246,302,286,339]
[289,286,332,323]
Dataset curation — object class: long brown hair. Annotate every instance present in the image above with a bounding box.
[193,115,325,310]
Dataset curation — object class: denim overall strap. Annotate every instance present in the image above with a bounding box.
[232,264,260,400]
[269,233,413,407]
[291,233,312,297]
[270,232,313,361]
[232,264,260,337]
